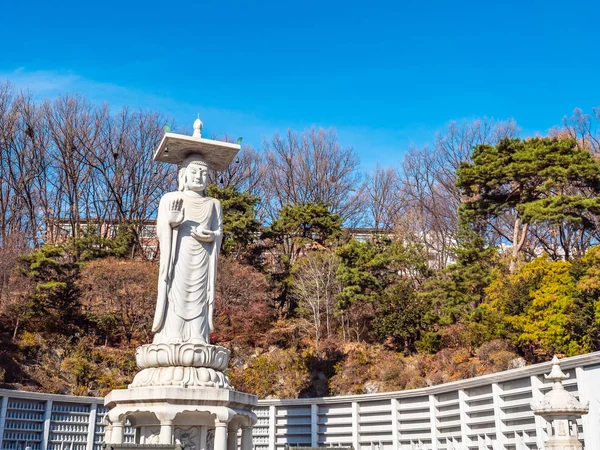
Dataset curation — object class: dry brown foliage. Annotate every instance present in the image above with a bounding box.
[78,258,158,345]
[328,342,521,396]
[212,257,273,345]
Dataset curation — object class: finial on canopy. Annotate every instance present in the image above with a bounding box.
[193,115,203,138]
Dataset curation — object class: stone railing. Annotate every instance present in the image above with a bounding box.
[2,351,600,450]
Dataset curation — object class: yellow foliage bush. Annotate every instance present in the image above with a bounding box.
[228,347,310,398]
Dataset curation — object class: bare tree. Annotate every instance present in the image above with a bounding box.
[44,94,95,237]
[0,234,26,302]
[362,164,403,232]
[76,105,174,253]
[263,127,362,223]
[397,118,519,269]
[78,258,158,345]
[399,145,458,269]
[206,140,266,197]
[558,107,600,154]
[0,86,54,248]
[0,83,22,246]
[0,87,179,261]
[292,250,341,350]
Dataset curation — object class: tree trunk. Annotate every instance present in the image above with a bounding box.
[510,217,528,274]
[12,317,20,342]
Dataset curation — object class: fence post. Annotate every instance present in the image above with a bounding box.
[351,402,359,450]
[42,400,53,450]
[390,399,399,450]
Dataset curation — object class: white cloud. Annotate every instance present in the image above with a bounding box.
[4,68,124,100]
[0,67,284,143]
[0,68,422,168]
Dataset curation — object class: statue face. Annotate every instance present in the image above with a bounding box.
[183,163,208,192]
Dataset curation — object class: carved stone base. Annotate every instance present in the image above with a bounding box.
[104,386,258,450]
[136,343,230,370]
[544,438,583,450]
[130,367,232,389]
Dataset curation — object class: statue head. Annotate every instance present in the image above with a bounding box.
[178,154,209,193]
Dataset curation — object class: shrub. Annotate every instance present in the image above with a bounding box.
[228,347,310,398]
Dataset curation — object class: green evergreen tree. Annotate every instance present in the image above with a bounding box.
[207,185,261,260]
[335,239,383,310]
[269,202,343,248]
[425,217,496,326]
[572,246,600,351]
[336,237,432,344]
[18,244,83,333]
[267,202,342,312]
[457,137,600,270]
[111,224,137,258]
[373,281,429,353]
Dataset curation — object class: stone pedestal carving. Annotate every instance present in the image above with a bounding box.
[131,343,232,389]
[104,119,256,450]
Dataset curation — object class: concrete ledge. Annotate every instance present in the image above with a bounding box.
[105,386,258,410]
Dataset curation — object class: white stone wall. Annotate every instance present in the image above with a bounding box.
[2,352,600,450]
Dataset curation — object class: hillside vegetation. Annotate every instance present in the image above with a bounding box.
[2,86,600,398]
[3,217,600,398]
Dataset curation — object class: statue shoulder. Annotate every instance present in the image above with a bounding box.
[159,191,182,205]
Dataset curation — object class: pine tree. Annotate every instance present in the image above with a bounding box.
[207,185,261,261]
[457,137,600,271]
[267,202,342,313]
[18,245,82,333]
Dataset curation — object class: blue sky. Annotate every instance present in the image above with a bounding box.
[1,0,599,169]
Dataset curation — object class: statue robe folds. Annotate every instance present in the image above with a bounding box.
[152,192,223,344]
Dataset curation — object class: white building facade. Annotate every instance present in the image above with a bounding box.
[2,352,600,450]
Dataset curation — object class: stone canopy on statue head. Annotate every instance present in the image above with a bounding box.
[153,120,240,171]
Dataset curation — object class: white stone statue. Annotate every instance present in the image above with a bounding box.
[130,119,240,389]
[105,118,257,450]
[152,154,223,345]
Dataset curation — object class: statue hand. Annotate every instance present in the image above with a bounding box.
[167,198,184,226]
[191,227,215,243]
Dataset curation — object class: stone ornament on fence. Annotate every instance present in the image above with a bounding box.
[531,355,589,450]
